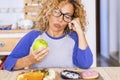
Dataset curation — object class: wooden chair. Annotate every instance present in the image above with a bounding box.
[0,56,8,70]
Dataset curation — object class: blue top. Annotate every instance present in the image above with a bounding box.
[4,30,93,71]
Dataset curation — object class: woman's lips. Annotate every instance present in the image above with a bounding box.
[54,23,61,28]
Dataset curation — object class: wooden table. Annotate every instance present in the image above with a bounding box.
[0,67,120,80]
[86,67,120,80]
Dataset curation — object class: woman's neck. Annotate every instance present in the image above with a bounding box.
[47,29,65,38]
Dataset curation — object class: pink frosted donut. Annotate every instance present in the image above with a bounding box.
[81,70,99,80]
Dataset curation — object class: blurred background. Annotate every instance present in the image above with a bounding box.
[0,0,120,67]
[96,0,120,67]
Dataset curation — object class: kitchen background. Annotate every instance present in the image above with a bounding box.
[0,0,120,67]
[98,0,120,66]
[0,0,24,25]
[0,0,96,67]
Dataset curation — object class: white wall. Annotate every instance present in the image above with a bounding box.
[0,0,24,25]
[118,0,120,63]
[109,0,120,63]
[82,0,96,67]
[100,0,109,58]
[109,0,119,53]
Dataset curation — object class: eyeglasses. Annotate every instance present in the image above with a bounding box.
[52,8,73,23]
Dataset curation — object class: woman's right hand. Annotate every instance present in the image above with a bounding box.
[27,47,49,65]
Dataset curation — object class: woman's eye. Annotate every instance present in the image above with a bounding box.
[53,10,61,16]
[65,15,72,19]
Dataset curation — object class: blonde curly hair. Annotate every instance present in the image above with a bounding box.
[36,0,87,32]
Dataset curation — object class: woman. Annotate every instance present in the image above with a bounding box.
[4,0,93,71]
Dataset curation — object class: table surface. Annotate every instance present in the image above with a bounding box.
[0,67,120,80]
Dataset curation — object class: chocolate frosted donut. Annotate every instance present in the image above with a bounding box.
[61,70,81,79]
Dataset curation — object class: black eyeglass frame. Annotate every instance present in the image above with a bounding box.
[52,8,74,23]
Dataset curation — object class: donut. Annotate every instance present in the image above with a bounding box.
[81,70,99,80]
[61,70,81,79]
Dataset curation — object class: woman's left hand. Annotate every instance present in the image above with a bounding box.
[68,18,88,49]
[68,18,83,34]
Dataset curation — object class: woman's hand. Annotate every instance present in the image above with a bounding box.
[27,47,49,65]
[13,47,49,69]
[68,18,88,50]
[68,18,83,34]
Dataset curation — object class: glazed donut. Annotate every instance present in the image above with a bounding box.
[81,70,99,80]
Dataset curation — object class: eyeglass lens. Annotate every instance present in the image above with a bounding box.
[53,9,73,22]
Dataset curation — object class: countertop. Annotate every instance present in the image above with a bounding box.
[0,67,120,80]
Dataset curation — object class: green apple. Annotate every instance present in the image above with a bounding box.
[33,39,48,51]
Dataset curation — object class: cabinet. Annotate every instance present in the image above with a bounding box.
[0,30,30,55]
[24,0,39,22]
[0,30,31,69]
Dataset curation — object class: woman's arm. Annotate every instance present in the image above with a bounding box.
[69,18,93,68]
[13,56,32,69]
[4,30,40,71]
[69,18,88,49]
[13,47,49,70]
